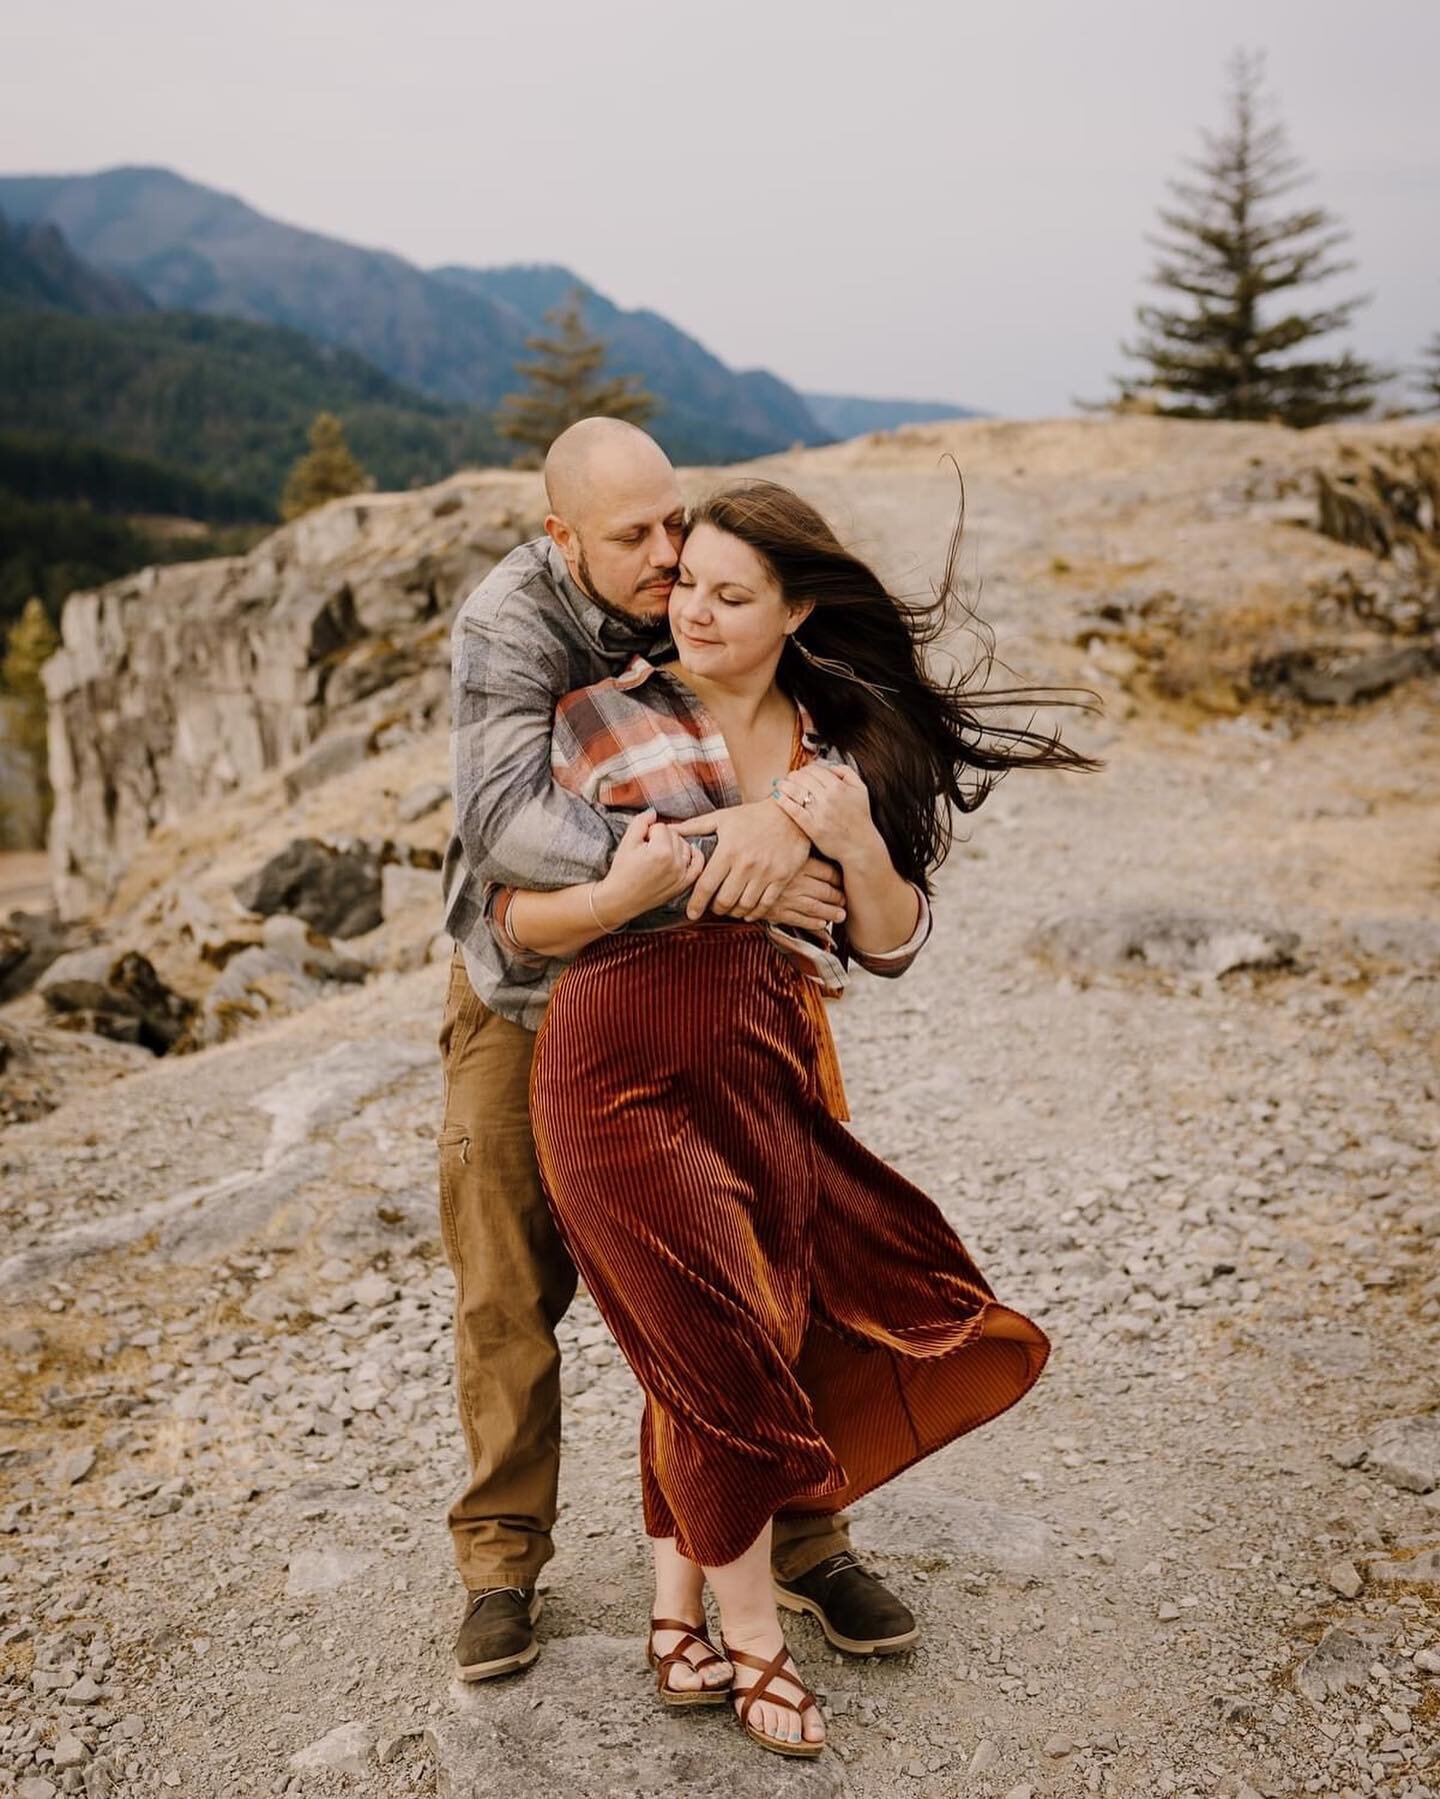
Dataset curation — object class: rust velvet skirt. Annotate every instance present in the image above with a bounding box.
[528,921,1050,1568]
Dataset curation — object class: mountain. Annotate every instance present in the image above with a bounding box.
[0,207,154,317]
[801,392,983,438]
[0,167,526,410]
[0,309,502,502]
[0,169,828,459]
[434,263,827,459]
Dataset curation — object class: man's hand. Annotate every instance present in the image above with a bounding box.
[674,799,811,919]
[761,856,846,931]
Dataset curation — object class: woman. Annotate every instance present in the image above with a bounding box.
[487,479,1100,1758]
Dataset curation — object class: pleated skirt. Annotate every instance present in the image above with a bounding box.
[528,921,1050,1568]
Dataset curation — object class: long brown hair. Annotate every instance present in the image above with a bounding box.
[688,473,1103,890]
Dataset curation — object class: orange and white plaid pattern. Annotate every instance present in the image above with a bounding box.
[488,654,931,1004]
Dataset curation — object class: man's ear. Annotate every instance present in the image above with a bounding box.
[544,513,573,555]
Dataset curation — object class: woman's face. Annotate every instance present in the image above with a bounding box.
[669,522,810,683]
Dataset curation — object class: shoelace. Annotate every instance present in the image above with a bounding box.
[467,1585,530,1613]
[816,1551,864,1582]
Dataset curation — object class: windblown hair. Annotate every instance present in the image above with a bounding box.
[688,472,1104,891]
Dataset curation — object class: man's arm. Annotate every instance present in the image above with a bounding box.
[451,616,627,890]
[453,611,840,929]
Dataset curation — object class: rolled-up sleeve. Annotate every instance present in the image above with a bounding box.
[484,882,551,971]
[847,884,933,978]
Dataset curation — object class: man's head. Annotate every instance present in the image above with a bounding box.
[543,419,684,629]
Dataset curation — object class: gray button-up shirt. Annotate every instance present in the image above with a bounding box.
[441,536,671,1027]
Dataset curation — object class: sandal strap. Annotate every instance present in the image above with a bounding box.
[721,1637,818,1723]
[648,1618,725,1682]
[649,1615,715,1641]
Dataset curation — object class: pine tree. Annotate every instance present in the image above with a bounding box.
[497,295,655,466]
[1109,50,1383,427]
[280,413,370,520]
[1,595,61,826]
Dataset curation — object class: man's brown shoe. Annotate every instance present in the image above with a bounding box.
[774,1552,919,1655]
[454,1586,543,1680]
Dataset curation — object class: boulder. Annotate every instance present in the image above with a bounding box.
[1294,1626,1374,1704]
[36,945,196,1053]
[188,914,368,1048]
[289,1722,375,1778]
[1366,1415,1440,1494]
[0,907,80,1002]
[1029,906,1301,981]
[234,838,386,939]
[1250,642,1438,707]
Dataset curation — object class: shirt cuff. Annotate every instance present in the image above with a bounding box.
[849,884,932,975]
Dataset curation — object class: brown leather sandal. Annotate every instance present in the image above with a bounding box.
[645,1616,732,1707]
[721,1636,825,1758]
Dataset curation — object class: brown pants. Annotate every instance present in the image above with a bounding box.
[436,943,852,1591]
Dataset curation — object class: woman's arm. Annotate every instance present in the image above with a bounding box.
[832,831,925,960]
[490,809,703,962]
[772,763,928,963]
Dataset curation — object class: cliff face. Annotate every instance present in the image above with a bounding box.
[41,471,546,920]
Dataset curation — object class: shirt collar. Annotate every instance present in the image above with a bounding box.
[617,654,824,752]
[546,538,669,660]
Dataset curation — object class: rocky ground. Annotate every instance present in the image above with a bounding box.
[1,418,1438,1798]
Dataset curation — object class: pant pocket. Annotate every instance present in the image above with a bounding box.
[436,1125,472,1277]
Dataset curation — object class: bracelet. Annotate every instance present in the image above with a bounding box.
[587,882,623,934]
[498,893,534,957]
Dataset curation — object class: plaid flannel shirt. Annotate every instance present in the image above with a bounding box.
[487,655,932,1028]
[441,536,673,1027]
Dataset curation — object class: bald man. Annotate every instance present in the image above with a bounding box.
[437,420,919,1681]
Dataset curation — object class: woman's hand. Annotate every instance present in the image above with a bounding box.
[594,808,704,924]
[772,764,883,865]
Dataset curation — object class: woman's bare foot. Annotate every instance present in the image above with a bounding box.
[703,1521,824,1751]
[721,1619,825,1749]
[650,1536,733,1694]
[649,1622,732,1692]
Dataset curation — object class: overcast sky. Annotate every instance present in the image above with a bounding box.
[4,0,1437,417]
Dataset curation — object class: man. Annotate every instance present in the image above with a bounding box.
[438,417,919,1681]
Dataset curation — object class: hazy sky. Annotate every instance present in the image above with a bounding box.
[4,0,1437,416]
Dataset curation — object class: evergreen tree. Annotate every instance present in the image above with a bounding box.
[1109,50,1383,427]
[497,295,655,466]
[1417,333,1440,411]
[1,595,61,827]
[280,412,370,520]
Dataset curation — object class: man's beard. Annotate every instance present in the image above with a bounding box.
[575,538,674,635]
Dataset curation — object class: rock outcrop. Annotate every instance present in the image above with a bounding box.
[41,472,544,921]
